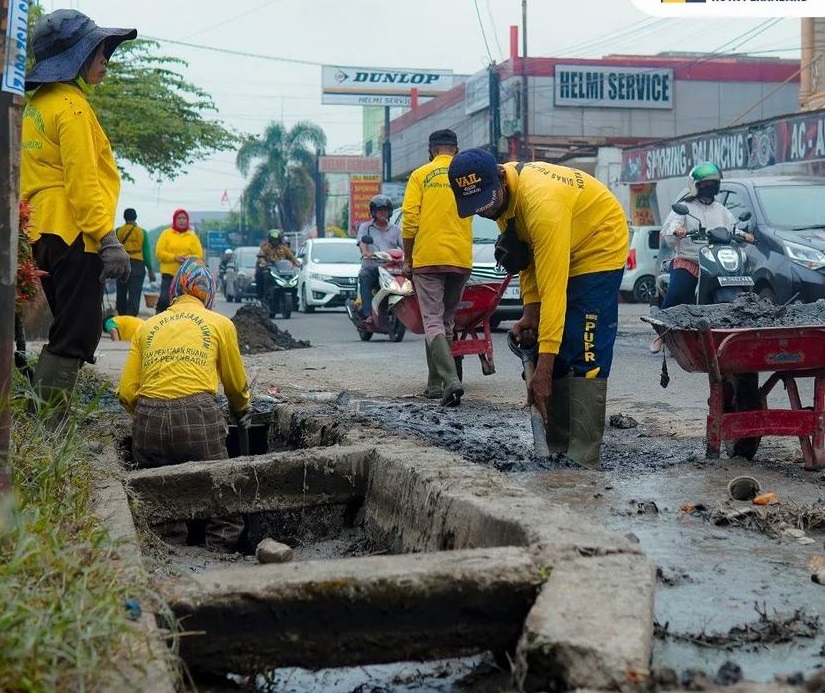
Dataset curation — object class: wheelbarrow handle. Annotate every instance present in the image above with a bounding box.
[506,331,551,458]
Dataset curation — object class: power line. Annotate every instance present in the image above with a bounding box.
[472,0,494,64]
[143,34,325,67]
[482,0,503,60]
[179,0,286,41]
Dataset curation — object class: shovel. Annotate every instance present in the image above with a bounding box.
[506,330,550,458]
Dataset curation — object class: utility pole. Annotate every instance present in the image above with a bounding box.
[382,106,391,182]
[488,64,501,160]
[521,0,529,160]
[0,0,27,507]
[315,148,325,238]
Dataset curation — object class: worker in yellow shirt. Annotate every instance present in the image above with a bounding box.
[117,258,250,548]
[401,129,473,407]
[102,310,144,341]
[115,208,156,316]
[154,208,204,313]
[448,149,629,470]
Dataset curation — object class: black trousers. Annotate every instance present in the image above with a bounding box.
[155,273,174,313]
[32,234,104,364]
[116,259,146,316]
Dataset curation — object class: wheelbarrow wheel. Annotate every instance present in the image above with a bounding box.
[723,373,762,460]
[358,330,373,342]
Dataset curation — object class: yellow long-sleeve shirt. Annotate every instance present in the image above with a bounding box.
[117,295,250,415]
[104,315,144,341]
[20,82,120,252]
[497,162,629,355]
[401,154,473,270]
[155,228,204,276]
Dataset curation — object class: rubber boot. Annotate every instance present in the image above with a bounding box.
[545,376,571,454]
[566,378,608,470]
[423,342,443,399]
[429,334,463,407]
[31,346,82,423]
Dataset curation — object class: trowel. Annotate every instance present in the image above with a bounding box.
[506,331,550,458]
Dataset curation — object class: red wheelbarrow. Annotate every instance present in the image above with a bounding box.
[392,275,513,377]
[643,316,825,471]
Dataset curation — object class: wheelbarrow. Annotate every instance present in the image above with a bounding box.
[392,275,513,377]
[643,315,825,471]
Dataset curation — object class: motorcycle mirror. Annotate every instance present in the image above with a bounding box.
[738,211,752,222]
[671,203,689,215]
[361,235,374,245]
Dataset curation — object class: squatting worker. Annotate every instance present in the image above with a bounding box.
[115,207,156,317]
[21,9,136,410]
[154,208,204,313]
[448,149,629,470]
[117,258,250,548]
[401,129,473,406]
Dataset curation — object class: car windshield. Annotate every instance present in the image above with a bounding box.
[235,249,260,270]
[311,242,361,263]
[472,216,500,243]
[755,184,825,229]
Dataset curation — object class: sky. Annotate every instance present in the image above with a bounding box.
[42,0,802,230]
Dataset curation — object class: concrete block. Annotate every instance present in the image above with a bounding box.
[256,538,293,564]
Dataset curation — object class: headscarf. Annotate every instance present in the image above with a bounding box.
[169,258,216,310]
[172,208,190,232]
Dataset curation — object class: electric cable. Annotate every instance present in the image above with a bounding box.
[472,0,494,64]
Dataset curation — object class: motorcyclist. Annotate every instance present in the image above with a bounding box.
[218,248,233,295]
[649,161,753,353]
[256,229,300,302]
[354,194,402,321]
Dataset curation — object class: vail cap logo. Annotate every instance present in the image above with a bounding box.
[448,148,500,218]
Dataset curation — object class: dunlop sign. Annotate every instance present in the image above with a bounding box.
[322,65,454,107]
[554,65,673,110]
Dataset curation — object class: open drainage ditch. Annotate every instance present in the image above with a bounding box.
[120,402,654,692]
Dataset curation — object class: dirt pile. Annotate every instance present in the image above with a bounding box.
[649,293,825,330]
[232,304,311,354]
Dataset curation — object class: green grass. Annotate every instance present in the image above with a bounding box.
[0,375,179,692]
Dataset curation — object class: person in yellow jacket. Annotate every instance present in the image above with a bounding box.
[117,258,250,548]
[115,208,156,316]
[102,310,144,342]
[154,208,204,313]
[21,9,136,411]
[401,129,473,407]
[448,149,629,470]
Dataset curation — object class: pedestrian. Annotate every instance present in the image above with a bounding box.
[448,149,629,470]
[154,208,204,313]
[115,207,156,316]
[117,258,251,549]
[354,194,402,321]
[400,129,473,406]
[20,9,136,411]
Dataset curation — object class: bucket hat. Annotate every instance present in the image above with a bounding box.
[25,9,137,91]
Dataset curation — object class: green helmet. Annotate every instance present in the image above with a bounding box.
[268,229,283,242]
[688,161,722,198]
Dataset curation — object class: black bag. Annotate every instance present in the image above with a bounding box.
[494,218,532,274]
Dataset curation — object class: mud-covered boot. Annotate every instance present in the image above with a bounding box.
[423,342,443,399]
[566,378,608,470]
[545,376,571,454]
[429,334,463,407]
[31,346,82,423]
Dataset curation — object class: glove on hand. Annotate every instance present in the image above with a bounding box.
[232,408,252,429]
[98,231,132,282]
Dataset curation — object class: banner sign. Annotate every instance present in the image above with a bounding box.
[319,155,382,174]
[349,175,382,235]
[554,65,672,110]
[629,184,659,226]
[322,65,453,107]
[3,0,29,96]
[620,109,825,183]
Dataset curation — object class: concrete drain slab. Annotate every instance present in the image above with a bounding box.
[125,406,656,692]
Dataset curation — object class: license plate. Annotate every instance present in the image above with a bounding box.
[717,276,754,287]
[502,286,520,299]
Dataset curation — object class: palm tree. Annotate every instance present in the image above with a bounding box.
[235,121,327,233]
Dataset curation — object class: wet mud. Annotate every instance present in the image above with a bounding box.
[231,304,311,354]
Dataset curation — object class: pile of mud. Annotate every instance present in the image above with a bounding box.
[232,304,311,354]
[649,293,825,330]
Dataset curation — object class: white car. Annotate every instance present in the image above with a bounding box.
[296,237,362,312]
[620,225,660,304]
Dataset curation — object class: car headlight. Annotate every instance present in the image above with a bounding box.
[782,241,825,271]
[309,272,335,282]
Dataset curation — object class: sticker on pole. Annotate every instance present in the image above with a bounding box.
[631,0,825,17]
[3,0,29,96]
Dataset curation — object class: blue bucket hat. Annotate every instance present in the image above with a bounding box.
[448,148,501,218]
[25,10,137,91]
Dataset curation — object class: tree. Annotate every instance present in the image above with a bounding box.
[235,121,327,233]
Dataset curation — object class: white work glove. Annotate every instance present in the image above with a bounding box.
[98,231,132,282]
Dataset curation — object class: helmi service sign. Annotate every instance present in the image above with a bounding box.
[322,65,454,107]
[554,65,673,110]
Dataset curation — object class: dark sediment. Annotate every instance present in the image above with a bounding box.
[231,304,311,354]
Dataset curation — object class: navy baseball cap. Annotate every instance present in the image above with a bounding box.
[448,148,500,218]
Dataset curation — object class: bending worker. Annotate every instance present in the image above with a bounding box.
[448,149,629,470]
[117,258,250,547]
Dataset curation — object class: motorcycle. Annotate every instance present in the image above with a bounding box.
[345,236,413,342]
[264,259,299,319]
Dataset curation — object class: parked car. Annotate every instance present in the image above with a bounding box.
[295,237,362,312]
[655,177,825,305]
[620,225,660,304]
[226,246,262,302]
[390,210,521,328]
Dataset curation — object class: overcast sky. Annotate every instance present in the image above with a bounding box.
[43,0,801,230]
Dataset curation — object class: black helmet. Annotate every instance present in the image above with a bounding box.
[369,194,393,219]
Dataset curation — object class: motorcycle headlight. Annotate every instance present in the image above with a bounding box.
[783,241,825,271]
[715,247,740,272]
[288,277,298,287]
